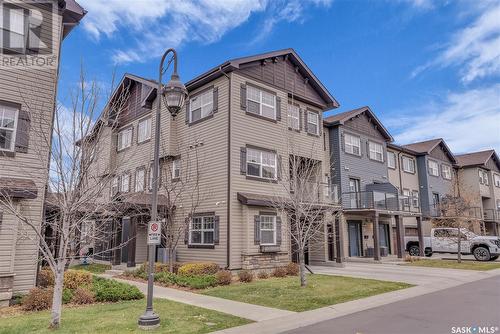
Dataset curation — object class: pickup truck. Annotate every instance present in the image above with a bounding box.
[405,227,500,261]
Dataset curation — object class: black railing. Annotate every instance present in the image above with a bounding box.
[342,191,420,213]
[427,204,483,219]
[483,209,500,221]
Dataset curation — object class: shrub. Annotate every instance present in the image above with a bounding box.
[22,287,53,311]
[154,271,178,286]
[175,275,218,289]
[62,288,74,304]
[64,270,93,290]
[257,270,269,279]
[285,262,299,276]
[91,276,143,302]
[140,262,182,274]
[238,270,253,283]
[404,255,420,263]
[215,270,232,285]
[37,268,54,288]
[71,287,95,304]
[128,266,148,280]
[178,262,219,276]
[272,267,287,278]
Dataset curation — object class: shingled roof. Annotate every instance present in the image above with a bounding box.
[403,138,456,164]
[455,150,498,168]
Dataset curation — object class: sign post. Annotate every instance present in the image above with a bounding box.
[147,221,161,245]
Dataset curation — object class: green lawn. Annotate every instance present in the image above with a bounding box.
[70,263,111,274]
[0,299,251,334]
[201,274,412,312]
[404,259,500,271]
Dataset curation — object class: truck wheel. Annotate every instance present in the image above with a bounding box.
[424,249,433,257]
[409,245,419,256]
[489,255,499,261]
[473,247,491,261]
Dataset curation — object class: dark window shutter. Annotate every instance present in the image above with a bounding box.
[15,109,30,153]
[184,218,190,244]
[0,211,3,227]
[213,87,219,113]
[214,215,220,244]
[276,216,282,246]
[240,147,247,175]
[304,110,309,134]
[318,114,322,136]
[254,215,261,245]
[299,108,303,131]
[276,97,281,121]
[240,84,247,111]
[277,155,282,180]
[340,133,345,152]
[185,98,190,124]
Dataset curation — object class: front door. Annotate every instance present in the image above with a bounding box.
[327,224,335,261]
[348,221,362,257]
[378,223,390,256]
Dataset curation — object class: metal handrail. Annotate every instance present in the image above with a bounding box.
[341,191,421,212]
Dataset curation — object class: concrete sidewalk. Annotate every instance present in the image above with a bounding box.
[100,275,294,322]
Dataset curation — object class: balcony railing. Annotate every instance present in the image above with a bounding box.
[341,191,420,213]
[427,204,483,219]
[483,209,500,221]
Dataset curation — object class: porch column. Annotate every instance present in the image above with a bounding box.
[494,223,499,237]
[127,217,137,267]
[416,216,424,257]
[112,218,122,266]
[335,215,345,263]
[373,212,381,261]
[395,215,404,258]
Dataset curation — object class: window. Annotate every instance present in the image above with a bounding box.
[247,85,276,119]
[387,151,396,169]
[323,175,331,199]
[494,174,500,187]
[1,4,26,53]
[287,104,300,130]
[368,141,383,161]
[189,89,213,123]
[0,104,18,152]
[189,215,214,245]
[246,148,277,180]
[428,159,439,176]
[402,189,410,206]
[496,200,500,210]
[260,215,276,245]
[117,127,132,151]
[137,117,151,143]
[441,164,452,180]
[479,169,489,185]
[135,169,145,192]
[172,159,181,179]
[412,190,419,207]
[307,111,319,135]
[111,177,119,195]
[120,174,130,193]
[402,156,415,173]
[344,133,361,155]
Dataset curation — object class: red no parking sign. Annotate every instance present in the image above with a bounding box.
[148,221,161,245]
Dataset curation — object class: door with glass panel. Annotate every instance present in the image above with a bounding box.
[349,178,361,208]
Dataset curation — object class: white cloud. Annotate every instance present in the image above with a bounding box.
[412,1,500,83]
[78,0,332,65]
[389,84,500,153]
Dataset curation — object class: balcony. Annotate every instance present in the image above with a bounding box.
[341,191,420,213]
[427,204,483,219]
[483,209,500,222]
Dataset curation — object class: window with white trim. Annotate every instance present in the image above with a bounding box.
[121,174,130,192]
[496,199,500,210]
[137,117,151,143]
[441,164,452,180]
[307,111,319,135]
[287,104,300,130]
[135,169,145,192]
[189,215,214,245]
[368,141,383,161]
[189,89,213,123]
[117,127,132,151]
[479,169,489,185]
[111,177,119,195]
[246,148,277,180]
[428,159,439,176]
[247,85,276,119]
[172,159,181,179]
[412,190,419,207]
[402,189,410,206]
[387,151,396,169]
[0,104,18,152]
[2,5,26,53]
[494,174,500,187]
[402,156,415,173]
[344,133,361,155]
[260,215,276,245]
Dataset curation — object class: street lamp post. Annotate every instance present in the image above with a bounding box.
[138,48,187,330]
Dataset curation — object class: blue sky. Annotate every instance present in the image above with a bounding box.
[58,0,500,153]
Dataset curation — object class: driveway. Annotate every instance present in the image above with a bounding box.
[283,275,500,334]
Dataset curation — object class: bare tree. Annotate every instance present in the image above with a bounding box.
[0,68,130,328]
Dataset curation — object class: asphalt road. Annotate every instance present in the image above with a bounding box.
[283,275,500,334]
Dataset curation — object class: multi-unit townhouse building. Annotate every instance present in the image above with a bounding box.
[0,0,85,305]
[455,150,500,236]
[81,49,340,271]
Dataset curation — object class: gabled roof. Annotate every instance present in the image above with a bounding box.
[186,48,339,109]
[387,142,418,156]
[403,138,457,164]
[323,106,393,141]
[59,0,87,38]
[455,150,500,169]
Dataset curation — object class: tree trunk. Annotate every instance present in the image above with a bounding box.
[50,265,65,329]
[168,247,174,273]
[299,249,307,287]
[457,227,462,264]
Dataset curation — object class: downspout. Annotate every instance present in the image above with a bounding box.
[218,66,231,269]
